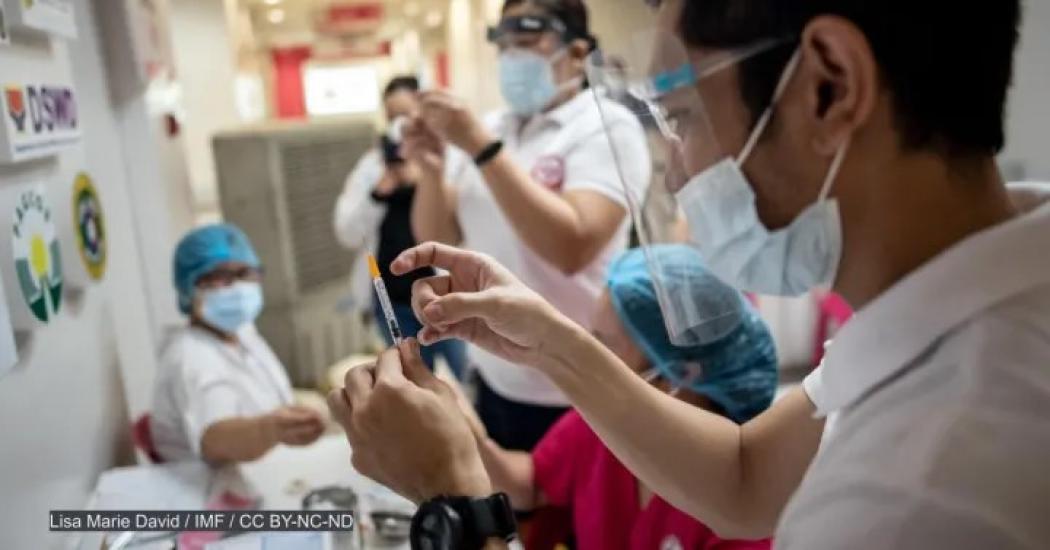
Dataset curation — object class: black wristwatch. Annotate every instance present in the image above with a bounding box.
[473,140,504,167]
[410,493,517,550]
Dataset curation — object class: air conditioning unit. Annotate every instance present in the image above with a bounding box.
[213,119,376,387]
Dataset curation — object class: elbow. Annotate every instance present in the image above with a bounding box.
[708,519,776,542]
[200,428,271,465]
[555,261,587,277]
[551,243,599,276]
[333,218,359,250]
[201,441,268,465]
[701,502,779,541]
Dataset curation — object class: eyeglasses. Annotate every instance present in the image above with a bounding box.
[487,14,569,50]
[196,266,262,288]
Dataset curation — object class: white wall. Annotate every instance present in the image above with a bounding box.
[168,0,243,220]
[0,1,194,547]
[1003,0,1050,180]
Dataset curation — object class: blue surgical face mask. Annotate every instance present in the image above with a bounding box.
[679,49,850,296]
[200,281,264,334]
[499,48,566,116]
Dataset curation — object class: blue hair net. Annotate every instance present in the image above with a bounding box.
[172,223,261,314]
[607,245,778,423]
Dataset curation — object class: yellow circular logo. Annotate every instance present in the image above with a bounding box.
[72,172,107,280]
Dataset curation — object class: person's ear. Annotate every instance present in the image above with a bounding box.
[798,16,878,155]
[568,38,591,61]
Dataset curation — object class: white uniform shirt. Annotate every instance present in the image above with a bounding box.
[150,325,294,462]
[781,183,1050,549]
[453,91,651,406]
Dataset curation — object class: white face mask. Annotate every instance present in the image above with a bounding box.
[680,50,850,297]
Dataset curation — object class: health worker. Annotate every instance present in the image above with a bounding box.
[465,245,777,550]
[328,0,1050,549]
[151,224,324,464]
[401,0,651,451]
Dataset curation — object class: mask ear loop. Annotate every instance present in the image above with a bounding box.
[670,362,705,397]
[817,138,850,202]
[737,48,803,165]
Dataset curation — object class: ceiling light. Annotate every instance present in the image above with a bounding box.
[267,8,285,23]
[263,0,281,5]
[424,9,443,28]
[404,1,421,17]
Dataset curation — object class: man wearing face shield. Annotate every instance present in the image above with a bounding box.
[401,0,651,452]
[329,1,1050,549]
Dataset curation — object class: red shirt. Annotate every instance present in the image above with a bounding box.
[532,411,772,550]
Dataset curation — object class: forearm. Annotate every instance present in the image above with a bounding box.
[476,438,539,511]
[536,320,823,538]
[411,176,462,245]
[479,152,603,274]
[200,416,276,464]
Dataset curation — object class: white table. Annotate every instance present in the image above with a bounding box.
[80,434,412,550]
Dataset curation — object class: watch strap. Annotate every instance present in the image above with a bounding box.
[412,493,516,550]
[473,140,504,167]
[463,493,516,547]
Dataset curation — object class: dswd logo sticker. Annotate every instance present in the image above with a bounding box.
[12,188,62,322]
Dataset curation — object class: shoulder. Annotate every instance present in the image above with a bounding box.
[348,148,382,183]
[790,288,1050,548]
[356,148,381,168]
[591,94,643,126]
[944,282,1050,386]
[157,327,231,387]
[567,92,645,139]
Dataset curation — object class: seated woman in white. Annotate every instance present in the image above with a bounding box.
[151,223,324,463]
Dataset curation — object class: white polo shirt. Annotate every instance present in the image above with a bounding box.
[780,183,1050,549]
[151,325,294,462]
[452,91,651,406]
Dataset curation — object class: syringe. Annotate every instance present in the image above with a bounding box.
[368,254,404,345]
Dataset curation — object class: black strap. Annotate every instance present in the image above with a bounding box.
[464,493,516,545]
[473,140,504,168]
[412,493,516,549]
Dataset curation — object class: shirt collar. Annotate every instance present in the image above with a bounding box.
[817,183,1050,416]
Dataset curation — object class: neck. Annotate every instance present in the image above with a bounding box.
[191,317,238,344]
[834,153,1016,309]
[531,79,581,118]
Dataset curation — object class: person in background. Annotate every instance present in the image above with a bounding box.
[402,0,651,450]
[461,245,776,550]
[151,224,324,463]
[334,75,468,378]
[331,0,1050,548]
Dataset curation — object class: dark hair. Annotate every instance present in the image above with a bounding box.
[382,75,420,98]
[502,0,597,51]
[677,0,1022,158]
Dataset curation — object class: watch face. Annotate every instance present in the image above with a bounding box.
[411,501,460,550]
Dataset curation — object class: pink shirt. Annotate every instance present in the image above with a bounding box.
[533,411,772,550]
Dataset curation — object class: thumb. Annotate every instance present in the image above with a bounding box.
[421,290,497,329]
[397,338,440,389]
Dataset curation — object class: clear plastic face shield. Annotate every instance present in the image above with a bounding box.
[586,31,786,346]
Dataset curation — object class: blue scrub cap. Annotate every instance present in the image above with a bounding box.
[172,223,261,314]
[607,245,778,423]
